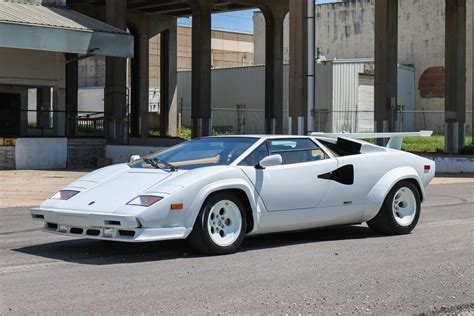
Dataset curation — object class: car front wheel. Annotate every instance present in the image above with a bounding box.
[188,192,247,255]
[367,180,421,235]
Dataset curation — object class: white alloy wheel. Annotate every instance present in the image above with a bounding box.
[207,199,242,247]
[392,187,417,226]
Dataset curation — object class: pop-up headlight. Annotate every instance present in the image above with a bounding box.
[127,195,163,207]
[51,190,80,200]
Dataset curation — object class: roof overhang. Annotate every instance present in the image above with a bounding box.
[0,3,134,58]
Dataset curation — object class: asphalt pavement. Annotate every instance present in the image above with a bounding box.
[0,171,473,314]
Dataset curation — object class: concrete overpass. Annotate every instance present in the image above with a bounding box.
[66,0,469,153]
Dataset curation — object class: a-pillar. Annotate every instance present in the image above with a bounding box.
[263,5,287,134]
[374,0,398,136]
[445,0,466,154]
[289,0,315,135]
[104,0,128,144]
[160,20,178,136]
[130,31,149,138]
[65,53,78,137]
[190,0,215,138]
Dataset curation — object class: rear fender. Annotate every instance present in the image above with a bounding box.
[362,166,425,222]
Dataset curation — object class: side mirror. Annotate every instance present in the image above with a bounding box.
[130,155,141,163]
[256,154,282,169]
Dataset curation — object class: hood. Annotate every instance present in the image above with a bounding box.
[43,167,176,213]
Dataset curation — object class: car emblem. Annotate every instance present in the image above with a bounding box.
[88,201,95,205]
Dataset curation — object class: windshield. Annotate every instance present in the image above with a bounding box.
[129,137,258,170]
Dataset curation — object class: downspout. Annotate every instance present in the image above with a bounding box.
[307,0,315,133]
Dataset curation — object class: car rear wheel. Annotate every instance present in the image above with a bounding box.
[188,192,247,255]
[367,180,421,235]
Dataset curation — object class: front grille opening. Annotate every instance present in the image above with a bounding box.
[70,227,83,234]
[86,229,100,236]
[104,220,121,226]
[119,230,135,237]
[32,214,44,219]
[47,223,58,230]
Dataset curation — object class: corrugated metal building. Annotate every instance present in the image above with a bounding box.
[315,59,415,133]
[178,65,289,134]
[177,59,415,134]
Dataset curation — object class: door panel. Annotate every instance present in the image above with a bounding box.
[318,153,397,208]
[241,159,337,212]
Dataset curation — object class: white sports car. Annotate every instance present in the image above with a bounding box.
[32,132,435,255]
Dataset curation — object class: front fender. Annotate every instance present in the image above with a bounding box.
[362,166,425,222]
[185,178,261,234]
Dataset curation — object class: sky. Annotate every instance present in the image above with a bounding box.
[177,0,342,34]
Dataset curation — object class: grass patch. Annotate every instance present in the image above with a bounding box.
[149,127,232,140]
[402,135,473,153]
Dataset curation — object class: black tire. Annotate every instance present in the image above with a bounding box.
[187,192,247,255]
[367,180,421,235]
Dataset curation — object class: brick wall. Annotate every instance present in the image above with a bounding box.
[67,139,106,169]
[0,147,15,170]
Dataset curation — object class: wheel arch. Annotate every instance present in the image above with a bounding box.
[362,166,425,222]
[186,179,259,234]
[203,188,255,234]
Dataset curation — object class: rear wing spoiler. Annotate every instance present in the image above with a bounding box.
[311,131,433,150]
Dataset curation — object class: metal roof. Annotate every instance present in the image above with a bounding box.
[0,2,133,57]
[0,2,127,34]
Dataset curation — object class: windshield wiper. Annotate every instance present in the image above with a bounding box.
[143,158,177,171]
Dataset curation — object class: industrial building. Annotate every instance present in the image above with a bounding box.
[78,25,255,130]
[177,59,416,134]
[79,25,255,88]
[254,0,473,136]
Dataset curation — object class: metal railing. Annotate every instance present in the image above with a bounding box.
[180,106,472,135]
[67,112,105,137]
[19,110,106,138]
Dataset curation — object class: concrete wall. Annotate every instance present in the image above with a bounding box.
[421,154,474,174]
[253,0,473,132]
[0,47,65,88]
[253,11,290,65]
[15,138,67,169]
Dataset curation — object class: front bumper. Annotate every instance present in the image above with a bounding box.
[31,208,192,242]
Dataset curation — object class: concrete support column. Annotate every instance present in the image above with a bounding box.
[105,0,128,144]
[190,0,215,138]
[65,53,78,137]
[36,87,51,130]
[130,33,149,138]
[160,22,178,136]
[289,0,313,135]
[52,87,66,136]
[263,8,286,134]
[445,0,467,154]
[374,0,398,136]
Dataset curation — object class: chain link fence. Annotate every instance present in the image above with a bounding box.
[181,106,472,136]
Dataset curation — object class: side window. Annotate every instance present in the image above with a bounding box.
[239,142,269,166]
[269,139,327,165]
